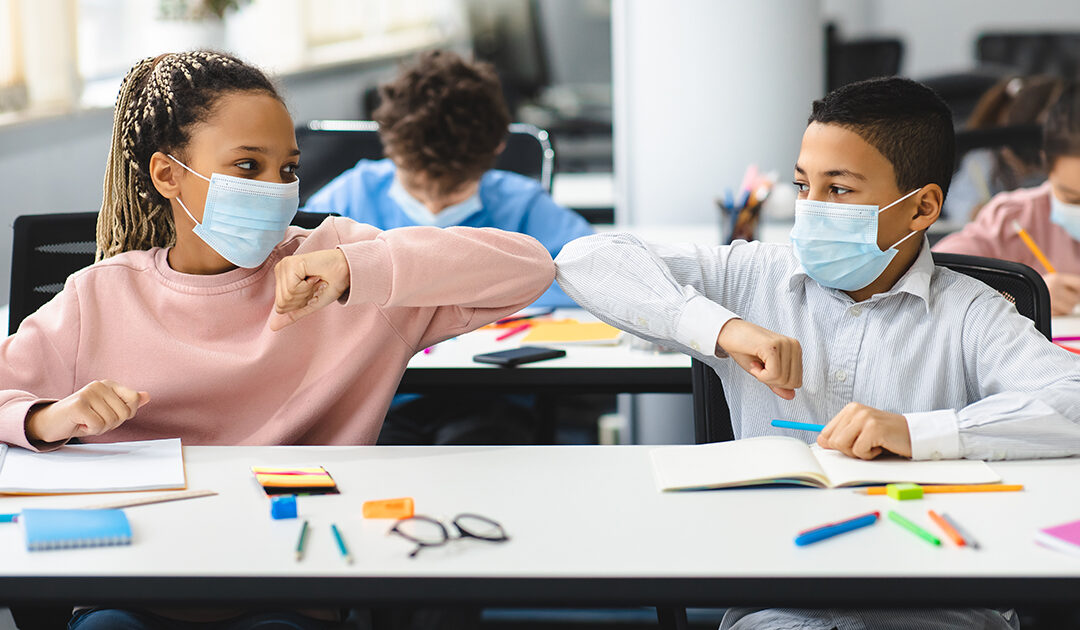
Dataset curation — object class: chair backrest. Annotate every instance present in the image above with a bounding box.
[294,120,555,205]
[8,210,331,335]
[953,124,1043,171]
[690,252,1052,444]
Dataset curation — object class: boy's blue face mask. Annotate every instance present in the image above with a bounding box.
[389,176,482,228]
[169,155,299,268]
[790,187,922,291]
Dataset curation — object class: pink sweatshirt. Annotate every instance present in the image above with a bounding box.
[0,217,555,450]
[933,182,1080,274]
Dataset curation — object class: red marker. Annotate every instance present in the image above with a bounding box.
[496,323,531,341]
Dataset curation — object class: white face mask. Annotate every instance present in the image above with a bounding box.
[1050,188,1080,242]
[389,176,482,227]
[169,155,299,268]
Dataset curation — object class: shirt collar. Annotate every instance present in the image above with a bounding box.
[787,236,934,312]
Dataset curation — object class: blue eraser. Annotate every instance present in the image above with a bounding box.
[270,495,298,519]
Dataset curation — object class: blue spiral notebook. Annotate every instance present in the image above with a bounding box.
[21,509,132,551]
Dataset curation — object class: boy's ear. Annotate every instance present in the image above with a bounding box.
[148,151,181,200]
[910,184,943,231]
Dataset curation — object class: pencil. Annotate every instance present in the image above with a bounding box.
[295,520,309,561]
[858,484,1023,495]
[928,509,966,547]
[1012,220,1056,273]
[330,523,353,564]
[941,512,981,550]
[495,323,531,341]
[887,510,941,546]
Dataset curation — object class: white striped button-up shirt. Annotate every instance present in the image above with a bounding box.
[555,233,1080,461]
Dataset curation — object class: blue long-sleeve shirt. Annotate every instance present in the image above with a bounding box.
[304,159,593,308]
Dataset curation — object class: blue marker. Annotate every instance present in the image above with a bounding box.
[0,514,17,523]
[771,419,826,432]
[795,512,879,546]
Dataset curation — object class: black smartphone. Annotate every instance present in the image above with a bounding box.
[473,346,567,367]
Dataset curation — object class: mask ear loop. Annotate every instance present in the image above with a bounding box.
[880,187,926,250]
[167,154,211,226]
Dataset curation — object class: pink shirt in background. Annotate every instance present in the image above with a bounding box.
[933,182,1080,274]
[0,217,555,450]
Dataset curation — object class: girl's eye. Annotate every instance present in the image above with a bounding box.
[235,160,257,171]
[283,163,299,174]
[792,181,809,193]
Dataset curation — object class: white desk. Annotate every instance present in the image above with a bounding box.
[1,445,1078,608]
[400,309,690,394]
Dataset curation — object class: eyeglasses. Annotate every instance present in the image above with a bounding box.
[388,513,509,558]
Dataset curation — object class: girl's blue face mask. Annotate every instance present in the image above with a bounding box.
[790,187,922,292]
[1049,188,1080,242]
[169,155,299,268]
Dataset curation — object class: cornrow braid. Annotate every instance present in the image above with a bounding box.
[97,50,280,260]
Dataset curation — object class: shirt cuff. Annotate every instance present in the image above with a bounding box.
[674,289,738,358]
[905,409,961,460]
[336,241,391,307]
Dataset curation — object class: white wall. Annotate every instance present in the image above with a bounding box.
[823,0,1080,78]
[612,0,824,227]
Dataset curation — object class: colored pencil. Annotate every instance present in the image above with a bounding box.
[496,323,532,341]
[1013,220,1056,273]
[888,510,941,546]
[330,523,353,564]
[295,520,310,561]
[941,512,981,550]
[928,509,966,547]
[858,484,1023,495]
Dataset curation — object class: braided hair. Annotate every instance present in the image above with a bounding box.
[97,51,281,260]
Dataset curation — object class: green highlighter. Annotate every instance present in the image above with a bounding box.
[887,510,941,546]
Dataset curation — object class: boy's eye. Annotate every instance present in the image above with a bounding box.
[792,181,809,193]
[830,185,852,195]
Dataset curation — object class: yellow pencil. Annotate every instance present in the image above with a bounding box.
[858,483,1023,495]
[1012,220,1056,273]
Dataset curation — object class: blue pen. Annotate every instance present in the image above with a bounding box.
[0,514,17,523]
[771,419,826,432]
[795,512,879,546]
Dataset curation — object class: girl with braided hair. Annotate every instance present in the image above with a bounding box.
[1,51,554,628]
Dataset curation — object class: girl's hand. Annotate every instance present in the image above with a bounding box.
[269,248,350,331]
[25,380,150,445]
[1043,272,1080,316]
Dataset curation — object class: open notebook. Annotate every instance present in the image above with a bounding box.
[0,438,186,494]
[650,436,1000,491]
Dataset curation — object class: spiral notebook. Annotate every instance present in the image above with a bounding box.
[20,509,132,551]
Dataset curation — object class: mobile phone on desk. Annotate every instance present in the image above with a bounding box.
[472,346,566,367]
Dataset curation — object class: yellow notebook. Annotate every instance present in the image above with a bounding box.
[521,321,623,345]
[251,466,339,495]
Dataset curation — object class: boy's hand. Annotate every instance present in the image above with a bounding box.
[25,380,150,444]
[817,402,912,459]
[715,319,802,399]
[270,248,350,331]
[1042,272,1080,316]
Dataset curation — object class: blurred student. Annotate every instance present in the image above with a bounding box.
[557,77,1080,630]
[303,49,593,309]
[944,75,1063,222]
[936,82,1080,315]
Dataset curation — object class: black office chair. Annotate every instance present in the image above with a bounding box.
[294,120,555,205]
[690,253,1052,446]
[8,210,331,335]
[953,123,1044,172]
[825,24,903,93]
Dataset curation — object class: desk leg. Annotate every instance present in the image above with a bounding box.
[656,606,688,630]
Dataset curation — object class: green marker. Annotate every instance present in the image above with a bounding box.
[295,520,310,561]
[887,510,941,546]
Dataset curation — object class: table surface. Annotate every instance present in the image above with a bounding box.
[1,445,1078,608]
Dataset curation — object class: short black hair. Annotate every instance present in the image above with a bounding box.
[808,77,955,199]
[1044,81,1080,169]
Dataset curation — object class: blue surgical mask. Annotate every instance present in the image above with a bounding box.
[389,176,482,228]
[790,188,922,291]
[1049,188,1080,241]
[169,155,298,268]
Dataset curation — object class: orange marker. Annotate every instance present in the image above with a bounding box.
[362,497,415,519]
[928,509,966,547]
[860,484,1023,495]
[1012,220,1056,273]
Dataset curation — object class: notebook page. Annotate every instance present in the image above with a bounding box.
[650,436,828,491]
[0,438,185,494]
[812,445,1000,488]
